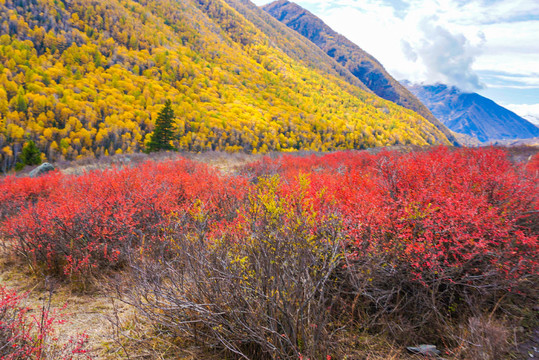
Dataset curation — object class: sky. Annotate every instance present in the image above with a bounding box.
[252,0,539,123]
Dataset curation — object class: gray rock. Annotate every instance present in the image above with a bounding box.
[29,163,55,178]
[407,344,442,356]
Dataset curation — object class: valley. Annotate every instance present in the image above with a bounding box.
[0,0,538,359]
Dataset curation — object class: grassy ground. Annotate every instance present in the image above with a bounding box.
[11,145,539,177]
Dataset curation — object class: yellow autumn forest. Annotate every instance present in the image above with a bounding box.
[0,0,451,171]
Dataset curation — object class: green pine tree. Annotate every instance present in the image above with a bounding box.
[15,89,28,113]
[15,140,42,171]
[147,100,176,152]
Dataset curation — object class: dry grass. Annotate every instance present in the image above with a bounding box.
[0,248,125,359]
[1,253,526,359]
[7,150,262,178]
[0,248,440,360]
[55,151,262,176]
[0,246,226,360]
[455,316,510,360]
[14,146,538,178]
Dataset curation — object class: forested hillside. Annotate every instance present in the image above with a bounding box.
[262,0,458,145]
[0,0,451,172]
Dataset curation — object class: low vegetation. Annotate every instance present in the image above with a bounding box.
[0,146,537,359]
[0,285,90,359]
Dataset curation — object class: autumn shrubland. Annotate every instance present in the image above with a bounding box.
[0,146,537,359]
[0,0,535,358]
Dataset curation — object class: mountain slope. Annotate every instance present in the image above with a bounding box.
[403,83,539,142]
[197,0,373,93]
[262,0,459,145]
[0,0,451,171]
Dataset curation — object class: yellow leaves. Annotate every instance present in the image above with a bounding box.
[0,0,449,170]
[6,123,24,140]
[42,127,53,140]
[231,255,248,266]
[1,145,12,157]
[189,199,208,224]
[252,175,285,222]
[67,116,83,131]
[59,138,70,149]
[50,141,59,152]
[0,89,8,116]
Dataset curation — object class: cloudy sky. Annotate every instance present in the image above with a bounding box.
[252,0,539,122]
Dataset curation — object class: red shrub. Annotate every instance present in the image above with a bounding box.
[245,147,538,290]
[1,148,536,325]
[1,159,248,276]
[0,286,89,360]
[526,151,539,175]
[0,172,62,221]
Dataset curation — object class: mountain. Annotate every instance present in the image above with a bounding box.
[224,0,371,93]
[262,0,459,145]
[0,0,453,171]
[403,83,539,143]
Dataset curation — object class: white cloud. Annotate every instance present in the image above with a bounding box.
[505,104,539,125]
[404,17,485,91]
[489,85,539,90]
[317,0,489,90]
[254,0,539,106]
[493,75,539,86]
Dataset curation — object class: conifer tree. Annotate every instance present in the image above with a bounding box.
[15,140,42,171]
[147,100,176,152]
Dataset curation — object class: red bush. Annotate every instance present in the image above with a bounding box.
[0,287,89,360]
[1,159,248,276]
[1,148,536,333]
[233,147,538,342]
[244,147,538,290]
[0,172,62,221]
[127,147,537,355]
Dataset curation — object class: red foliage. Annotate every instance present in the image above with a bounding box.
[0,148,537,290]
[0,172,62,221]
[527,152,539,175]
[1,159,248,275]
[2,148,536,355]
[0,287,89,360]
[244,147,538,288]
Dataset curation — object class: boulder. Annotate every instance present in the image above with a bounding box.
[29,163,55,178]
[406,344,442,356]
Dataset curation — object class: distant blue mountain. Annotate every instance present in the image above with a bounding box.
[402,82,539,143]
